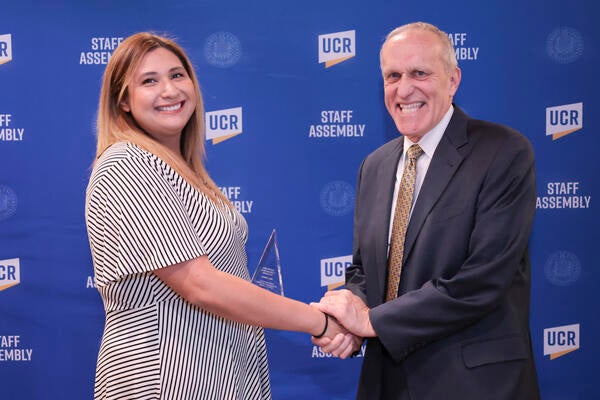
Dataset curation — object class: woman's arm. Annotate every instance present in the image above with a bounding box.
[154,255,343,338]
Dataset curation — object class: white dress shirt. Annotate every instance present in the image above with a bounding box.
[387,105,455,252]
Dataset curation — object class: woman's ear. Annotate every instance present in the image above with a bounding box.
[120,97,130,112]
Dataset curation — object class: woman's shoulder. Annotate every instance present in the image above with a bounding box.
[93,142,168,177]
[97,141,158,165]
[88,142,173,195]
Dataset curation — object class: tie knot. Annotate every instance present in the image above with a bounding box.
[407,144,423,161]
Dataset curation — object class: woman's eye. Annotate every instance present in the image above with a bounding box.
[142,78,157,85]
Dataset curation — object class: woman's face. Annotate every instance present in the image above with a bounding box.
[120,47,196,153]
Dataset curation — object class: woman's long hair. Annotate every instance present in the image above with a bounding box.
[96,32,230,206]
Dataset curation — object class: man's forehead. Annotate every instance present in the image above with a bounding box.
[386,29,439,47]
[381,46,438,66]
[382,34,442,61]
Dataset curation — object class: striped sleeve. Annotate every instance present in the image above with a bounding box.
[87,153,206,286]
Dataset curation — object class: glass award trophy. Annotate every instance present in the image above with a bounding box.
[251,229,284,296]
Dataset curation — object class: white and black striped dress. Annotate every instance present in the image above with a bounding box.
[85,142,271,400]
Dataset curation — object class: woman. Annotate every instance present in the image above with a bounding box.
[85,32,342,400]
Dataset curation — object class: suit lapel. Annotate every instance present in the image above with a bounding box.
[374,139,403,294]
[403,107,469,261]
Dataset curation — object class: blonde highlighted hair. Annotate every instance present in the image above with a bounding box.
[96,32,230,206]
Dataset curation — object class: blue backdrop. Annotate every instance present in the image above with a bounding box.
[0,0,596,399]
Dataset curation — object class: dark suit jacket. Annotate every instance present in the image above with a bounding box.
[346,106,540,400]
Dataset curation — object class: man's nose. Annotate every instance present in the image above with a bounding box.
[395,77,414,98]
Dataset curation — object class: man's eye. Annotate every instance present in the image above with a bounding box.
[414,70,427,78]
[386,72,400,81]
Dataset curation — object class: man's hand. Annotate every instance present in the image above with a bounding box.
[311,331,363,359]
[312,289,376,338]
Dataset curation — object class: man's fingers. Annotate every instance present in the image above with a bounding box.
[319,332,346,354]
[311,336,331,346]
[331,334,355,359]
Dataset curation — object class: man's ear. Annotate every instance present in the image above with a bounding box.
[120,97,130,112]
[449,66,461,96]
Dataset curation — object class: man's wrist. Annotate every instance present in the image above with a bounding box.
[362,309,376,337]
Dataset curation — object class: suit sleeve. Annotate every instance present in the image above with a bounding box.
[346,158,368,305]
[370,129,536,361]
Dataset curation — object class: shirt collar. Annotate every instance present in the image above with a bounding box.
[403,105,454,159]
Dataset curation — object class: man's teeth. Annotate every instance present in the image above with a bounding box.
[158,103,181,111]
[399,103,423,112]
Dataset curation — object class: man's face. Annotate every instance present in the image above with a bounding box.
[381,29,461,142]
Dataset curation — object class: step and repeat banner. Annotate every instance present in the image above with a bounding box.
[0,0,596,399]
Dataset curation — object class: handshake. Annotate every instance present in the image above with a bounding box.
[309,289,376,359]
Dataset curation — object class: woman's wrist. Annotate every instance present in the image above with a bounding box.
[312,312,328,338]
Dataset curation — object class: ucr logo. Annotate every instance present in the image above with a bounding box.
[546,102,583,140]
[543,323,580,360]
[320,255,351,290]
[205,107,243,144]
[318,30,355,68]
[0,258,20,291]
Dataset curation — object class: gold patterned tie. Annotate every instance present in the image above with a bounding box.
[386,144,423,302]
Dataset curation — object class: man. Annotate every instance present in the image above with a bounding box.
[313,22,540,399]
